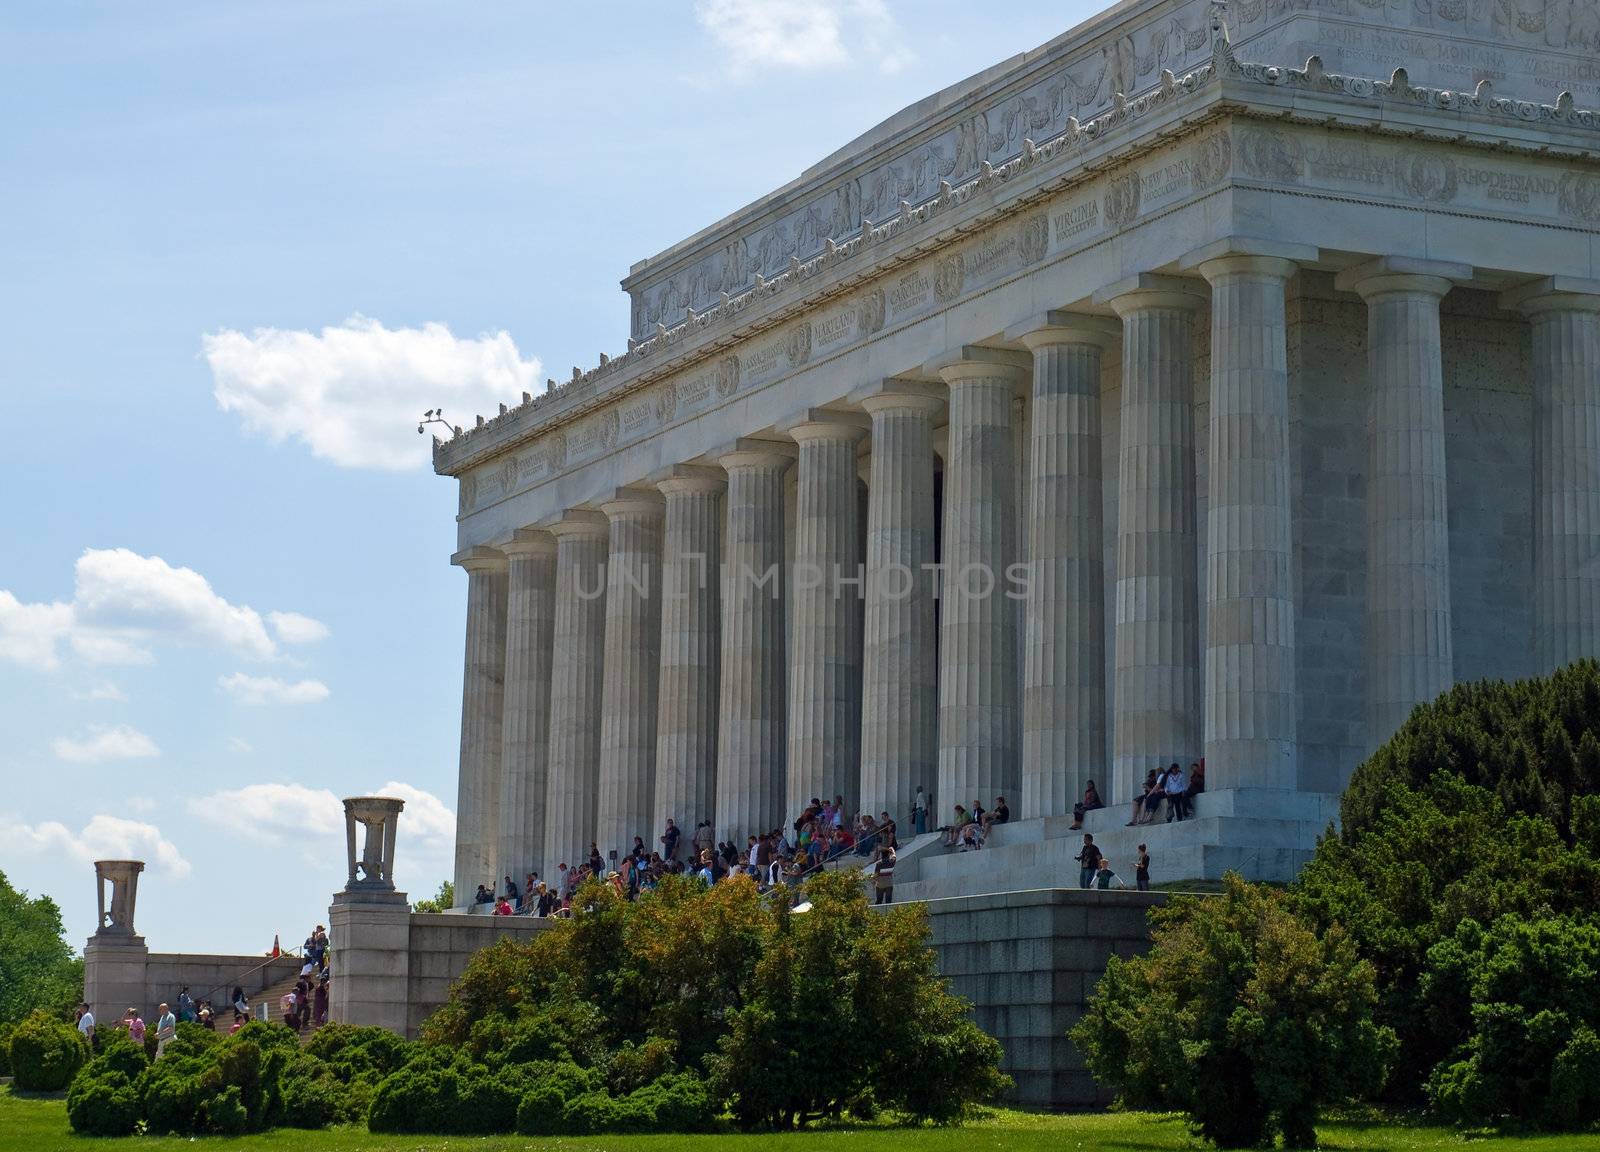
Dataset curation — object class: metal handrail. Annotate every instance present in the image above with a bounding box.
[190,947,304,1013]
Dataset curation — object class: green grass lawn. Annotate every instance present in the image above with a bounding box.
[4,1086,1598,1151]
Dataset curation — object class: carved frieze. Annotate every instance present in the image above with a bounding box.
[1019,213,1050,265]
[1190,129,1231,189]
[654,382,678,423]
[784,322,813,368]
[1560,171,1600,221]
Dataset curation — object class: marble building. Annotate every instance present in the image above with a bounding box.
[433,0,1600,902]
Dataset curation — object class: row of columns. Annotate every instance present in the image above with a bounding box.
[453,255,1600,898]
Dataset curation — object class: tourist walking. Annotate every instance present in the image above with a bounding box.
[1075,834,1101,889]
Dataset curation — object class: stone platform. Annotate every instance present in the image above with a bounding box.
[894,789,1341,902]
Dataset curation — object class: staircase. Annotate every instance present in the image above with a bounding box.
[891,788,1341,901]
[255,966,325,1040]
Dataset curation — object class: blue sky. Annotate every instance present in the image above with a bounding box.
[0,0,1091,955]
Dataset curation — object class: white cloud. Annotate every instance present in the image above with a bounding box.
[0,548,318,672]
[75,681,128,703]
[227,736,254,754]
[219,672,331,706]
[189,779,454,880]
[0,591,74,670]
[53,725,161,764]
[74,548,275,660]
[1,813,190,878]
[204,315,542,471]
[694,0,910,76]
[192,782,344,843]
[269,611,330,645]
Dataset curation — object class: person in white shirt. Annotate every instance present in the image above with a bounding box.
[76,1005,95,1045]
[155,1003,177,1059]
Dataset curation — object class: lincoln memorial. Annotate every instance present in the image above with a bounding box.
[431,0,1600,904]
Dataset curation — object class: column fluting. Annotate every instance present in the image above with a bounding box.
[1339,260,1459,746]
[786,414,867,823]
[1102,276,1205,806]
[1198,255,1299,790]
[1015,317,1117,818]
[596,491,664,862]
[936,352,1029,817]
[452,546,508,904]
[498,529,556,888]
[653,467,724,850]
[542,511,609,872]
[1505,278,1600,674]
[716,442,795,842]
[857,383,942,828]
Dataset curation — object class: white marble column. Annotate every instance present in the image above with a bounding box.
[1096,274,1205,805]
[784,412,867,823]
[855,381,942,828]
[653,467,724,843]
[1338,257,1465,746]
[1010,314,1118,818]
[1198,253,1299,790]
[596,490,664,861]
[716,441,795,842]
[452,546,507,903]
[542,511,608,871]
[935,349,1030,815]
[498,529,556,887]
[1503,276,1600,674]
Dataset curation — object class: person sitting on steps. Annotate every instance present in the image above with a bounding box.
[1072,780,1103,830]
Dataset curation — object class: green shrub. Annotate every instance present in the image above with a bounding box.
[86,1029,147,1081]
[627,1071,716,1131]
[1074,874,1395,1149]
[279,1053,342,1129]
[515,1080,568,1135]
[367,1058,522,1135]
[205,1084,249,1134]
[560,1089,627,1134]
[137,1053,210,1134]
[66,1070,140,1136]
[0,1021,13,1076]
[8,1009,86,1091]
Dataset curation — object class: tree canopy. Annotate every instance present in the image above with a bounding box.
[0,869,83,1026]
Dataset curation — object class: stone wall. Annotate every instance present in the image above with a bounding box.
[922,888,1163,1108]
[404,914,550,1037]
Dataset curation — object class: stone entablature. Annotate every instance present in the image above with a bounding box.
[620,0,1600,341]
[432,8,1600,501]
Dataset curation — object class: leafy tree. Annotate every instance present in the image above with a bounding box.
[1073,874,1394,1149]
[1423,914,1600,1129]
[1295,663,1600,1103]
[412,879,455,914]
[0,870,83,1026]
[421,870,1008,1130]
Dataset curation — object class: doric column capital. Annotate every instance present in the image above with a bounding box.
[599,487,666,520]
[653,464,726,497]
[780,408,870,444]
[1093,272,1207,316]
[927,345,1031,387]
[544,509,610,540]
[1180,236,1318,284]
[850,378,945,417]
[1335,255,1471,300]
[1500,275,1600,316]
[499,528,556,559]
[1005,311,1121,352]
[714,437,798,472]
[452,544,507,574]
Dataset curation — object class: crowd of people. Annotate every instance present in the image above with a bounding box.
[69,922,334,1062]
[470,793,911,916]
[467,769,1201,915]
